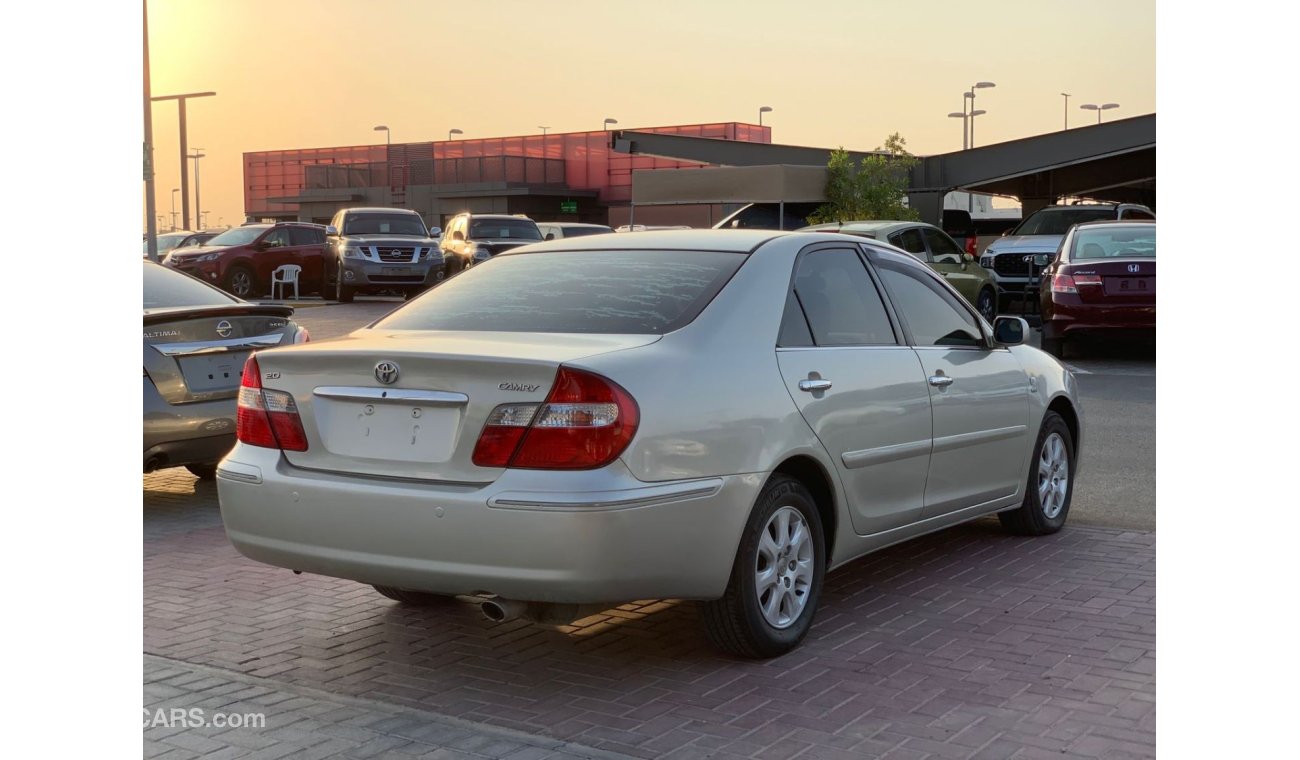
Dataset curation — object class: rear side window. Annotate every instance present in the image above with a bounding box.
[789,249,896,346]
[143,262,238,310]
[888,228,927,256]
[376,250,744,334]
[290,227,324,245]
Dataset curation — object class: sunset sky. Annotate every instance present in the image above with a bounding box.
[146,0,1155,229]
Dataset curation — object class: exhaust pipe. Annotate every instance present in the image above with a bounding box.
[480,598,529,623]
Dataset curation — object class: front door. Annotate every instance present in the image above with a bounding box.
[775,246,934,535]
[869,248,1030,517]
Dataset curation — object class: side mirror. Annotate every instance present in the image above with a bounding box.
[427,226,441,238]
[963,252,976,263]
[452,230,465,242]
[993,316,1029,346]
[544,232,555,241]
[325,225,339,237]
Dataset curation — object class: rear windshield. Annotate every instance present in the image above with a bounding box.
[344,213,427,236]
[1072,226,1157,260]
[143,262,239,310]
[560,226,614,238]
[376,250,745,334]
[1011,207,1116,236]
[469,218,543,241]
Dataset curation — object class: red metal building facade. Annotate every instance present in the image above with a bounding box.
[244,122,771,219]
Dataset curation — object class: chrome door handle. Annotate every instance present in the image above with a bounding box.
[928,375,954,387]
[798,379,833,392]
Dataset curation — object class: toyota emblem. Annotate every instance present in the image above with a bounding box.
[216,320,233,338]
[374,360,400,385]
[1127,263,1140,273]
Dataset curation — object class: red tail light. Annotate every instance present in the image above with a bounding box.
[1051,274,1078,294]
[236,355,309,452]
[472,367,639,470]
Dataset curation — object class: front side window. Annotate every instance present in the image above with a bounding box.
[922,228,964,264]
[262,229,289,248]
[376,250,744,334]
[788,248,896,346]
[874,252,983,348]
[888,228,927,257]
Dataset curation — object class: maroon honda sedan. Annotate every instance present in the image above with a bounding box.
[1038,221,1155,358]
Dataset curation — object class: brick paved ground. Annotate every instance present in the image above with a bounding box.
[145,469,1155,759]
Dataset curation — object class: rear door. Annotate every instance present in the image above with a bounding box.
[774,245,933,535]
[867,248,1030,517]
[290,225,326,291]
[922,227,982,303]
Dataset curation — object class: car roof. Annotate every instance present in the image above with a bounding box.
[503,228,783,254]
[344,207,421,215]
[1072,220,1156,229]
[466,213,534,220]
[800,220,934,235]
[540,222,613,228]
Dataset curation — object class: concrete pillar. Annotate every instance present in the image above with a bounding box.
[906,191,945,226]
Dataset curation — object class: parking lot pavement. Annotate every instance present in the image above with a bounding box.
[145,469,1155,759]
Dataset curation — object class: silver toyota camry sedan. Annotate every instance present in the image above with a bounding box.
[218,230,1082,658]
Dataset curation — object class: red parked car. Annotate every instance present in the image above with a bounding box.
[165,222,327,299]
[1038,220,1155,358]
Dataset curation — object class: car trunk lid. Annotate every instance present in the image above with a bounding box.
[144,304,295,405]
[257,331,659,483]
[1066,259,1156,304]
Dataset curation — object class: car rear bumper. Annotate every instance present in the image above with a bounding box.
[143,383,238,470]
[217,444,762,604]
[1041,301,1156,339]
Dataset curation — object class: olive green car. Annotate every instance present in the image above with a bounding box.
[799,221,998,321]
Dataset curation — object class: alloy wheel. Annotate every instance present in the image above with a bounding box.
[1038,432,1070,519]
[754,506,815,629]
[230,271,252,298]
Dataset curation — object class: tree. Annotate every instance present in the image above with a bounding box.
[806,133,919,224]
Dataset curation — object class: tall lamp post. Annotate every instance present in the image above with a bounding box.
[758,106,772,127]
[1080,102,1120,124]
[447,128,463,140]
[964,81,995,149]
[170,188,179,230]
[144,0,159,262]
[538,126,550,135]
[373,125,390,145]
[189,150,206,230]
[151,90,216,229]
[1060,93,1071,130]
[603,118,618,131]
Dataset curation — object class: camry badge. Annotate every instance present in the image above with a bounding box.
[375,361,400,385]
[1127,264,1140,273]
[216,320,233,338]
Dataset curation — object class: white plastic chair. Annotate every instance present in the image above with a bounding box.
[270,264,301,300]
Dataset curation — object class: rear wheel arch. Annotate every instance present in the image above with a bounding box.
[769,455,837,561]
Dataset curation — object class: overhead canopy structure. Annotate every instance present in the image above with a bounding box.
[631,164,827,205]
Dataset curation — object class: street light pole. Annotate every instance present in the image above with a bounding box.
[170,188,179,230]
[373,125,390,145]
[968,109,987,149]
[964,81,995,149]
[143,0,159,262]
[1080,102,1120,124]
[189,150,206,230]
[947,111,968,150]
[603,118,618,131]
[1061,93,1070,130]
[151,90,216,229]
[758,106,772,127]
[448,128,462,141]
[538,126,549,136]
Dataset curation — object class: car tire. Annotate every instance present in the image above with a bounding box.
[225,265,257,299]
[336,277,355,303]
[371,585,452,605]
[977,288,997,322]
[185,463,218,481]
[700,476,825,659]
[1040,336,1065,359]
[998,411,1075,536]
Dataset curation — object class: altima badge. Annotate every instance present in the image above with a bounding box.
[374,361,400,385]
